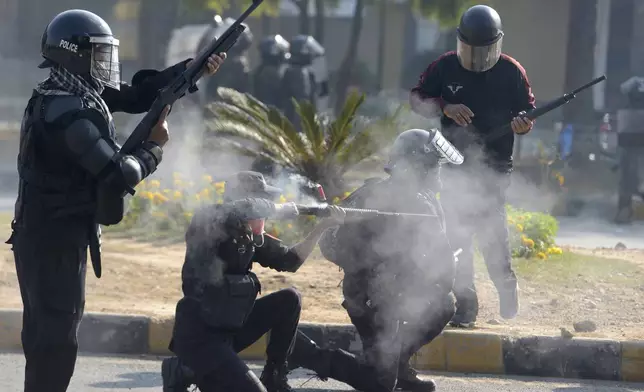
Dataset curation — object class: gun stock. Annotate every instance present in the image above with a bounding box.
[484,75,606,143]
[118,0,264,155]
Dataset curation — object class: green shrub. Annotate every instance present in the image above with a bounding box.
[110,175,562,260]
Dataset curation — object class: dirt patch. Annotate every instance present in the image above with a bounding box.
[1,235,644,341]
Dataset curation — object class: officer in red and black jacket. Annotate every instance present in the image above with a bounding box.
[409,4,536,328]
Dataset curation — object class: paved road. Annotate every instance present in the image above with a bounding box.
[1,351,643,391]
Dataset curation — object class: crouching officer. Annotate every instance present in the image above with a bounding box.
[7,9,223,392]
[301,129,463,392]
[161,171,345,392]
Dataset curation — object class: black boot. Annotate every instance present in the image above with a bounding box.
[289,330,393,392]
[260,361,293,392]
[161,356,195,392]
[395,363,436,392]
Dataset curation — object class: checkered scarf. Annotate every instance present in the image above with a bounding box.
[35,65,112,122]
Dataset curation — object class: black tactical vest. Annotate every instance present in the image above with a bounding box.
[14,92,99,232]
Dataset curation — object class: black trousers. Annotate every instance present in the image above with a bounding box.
[10,231,87,392]
[347,292,455,366]
[441,167,516,319]
[171,288,302,392]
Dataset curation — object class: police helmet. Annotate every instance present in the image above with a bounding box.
[289,35,324,66]
[456,5,504,73]
[259,35,291,64]
[39,9,121,90]
[384,129,464,175]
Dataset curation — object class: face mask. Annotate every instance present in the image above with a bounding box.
[248,219,265,235]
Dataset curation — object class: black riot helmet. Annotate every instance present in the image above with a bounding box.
[289,35,324,66]
[456,5,504,73]
[259,35,291,65]
[39,9,121,90]
[384,129,464,177]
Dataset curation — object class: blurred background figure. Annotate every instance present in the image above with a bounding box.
[282,35,326,127]
[254,34,291,111]
[200,16,254,111]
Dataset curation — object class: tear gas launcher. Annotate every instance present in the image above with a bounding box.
[486,75,607,142]
[295,204,438,219]
[118,0,264,155]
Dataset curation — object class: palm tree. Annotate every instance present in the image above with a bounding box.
[204,87,403,197]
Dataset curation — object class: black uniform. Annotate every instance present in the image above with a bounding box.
[253,35,291,111]
[410,5,536,326]
[282,36,323,127]
[201,18,253,106]
[7,9,194,392]
[315,177,455,390]
[167,198,304,392]
[287,129,461,392]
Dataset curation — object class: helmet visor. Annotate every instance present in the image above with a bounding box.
[428,129,464,165]
[89,36,121,90]
[457,36,502,73]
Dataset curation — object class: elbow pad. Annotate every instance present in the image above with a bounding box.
[132,141,163,178]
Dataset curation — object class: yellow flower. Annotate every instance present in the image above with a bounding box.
[343,191,351,199]
[195,194,201,201]
[287,223,293,229]
[199,188,211,199]
[521,236,535,248]
[148,180,161,189]
[173,190,183,200]
[279,195,287,203]
[214,182,225,195]
[507,217,515,225]
[333,197,340,204]
[536,252,547,260]
[203,174,213,183]
[162,188,171,195]
[515,223,524,233]
[547,246,563,255]
[152,192,169,205]
[217,197,224,204]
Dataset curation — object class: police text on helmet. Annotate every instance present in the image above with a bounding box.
[59,39,78,53]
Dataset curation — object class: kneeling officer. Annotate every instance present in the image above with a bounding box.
[162,171,345,392]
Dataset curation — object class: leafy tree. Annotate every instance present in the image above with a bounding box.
[205,87,402,197]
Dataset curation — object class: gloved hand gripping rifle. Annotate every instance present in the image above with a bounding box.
[118,0,264,156]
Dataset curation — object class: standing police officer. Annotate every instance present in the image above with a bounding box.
[7,9,224,392]
[410,5,535,328]
[282,35,324,127]
[311,129,463,392]
[202,17,254,106]
[161,171,345,392]
[253,35,291,111]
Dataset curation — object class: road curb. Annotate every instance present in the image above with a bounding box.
[0,309,642,382]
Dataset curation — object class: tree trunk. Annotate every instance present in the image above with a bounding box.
[297,0,311,35]
[563,0,597,125]
[314,0,325,44]
[334,0,365,113]
[138,0,179,69]
[376,0,387,90]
